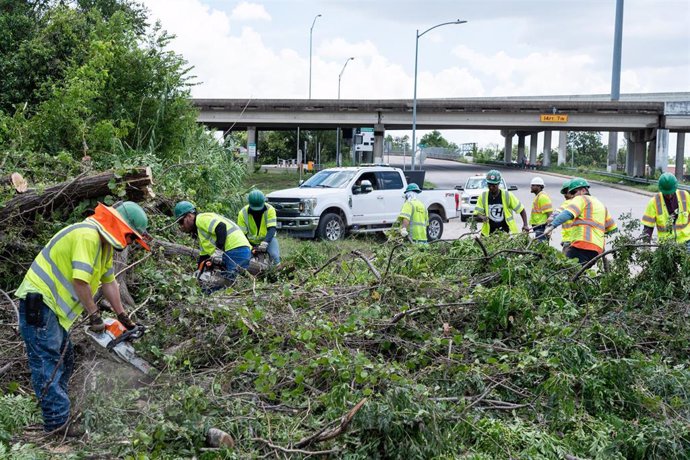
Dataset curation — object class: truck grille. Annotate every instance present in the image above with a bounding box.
[268,198,301,218]
[469,197,478,205]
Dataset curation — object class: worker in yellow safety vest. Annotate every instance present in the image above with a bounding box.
[529,177,553,241]
[15,201,150,436]
[544,178,617,264]
[474,170,529,236]
[547,180,576,254]
[641,173,690,249]
[237,190,280,264]
[397,183,429,243]
[174,201,251,284]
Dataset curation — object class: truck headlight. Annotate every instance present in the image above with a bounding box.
[299,198,317,215]
[461,196,469,203]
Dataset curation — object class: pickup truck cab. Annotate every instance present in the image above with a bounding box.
[456,174,518,222]
[267,165,459,241]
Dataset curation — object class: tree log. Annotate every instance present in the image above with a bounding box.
[0,173,28,193]
[0,167,154,224]
[152,239,199,259]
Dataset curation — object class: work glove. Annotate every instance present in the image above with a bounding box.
[400,227,409,238]
[258,241,269,252]
[522,226,531,233]
[117,312,137,330]
[89,312,105,333]
[543,225,554,238]
[211,249,224,266]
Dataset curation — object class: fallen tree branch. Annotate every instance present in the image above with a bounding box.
[570,243,659,281]
[1,172,28,193]
[295,397,367,448]
[252,437,339,456]
[389,301,475,325]
[1,288,19,332]
[473,237,488,257]
[350,250,381,281]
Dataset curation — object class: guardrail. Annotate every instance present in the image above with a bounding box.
[472,159,690,192]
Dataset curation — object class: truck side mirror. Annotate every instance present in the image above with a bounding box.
[455,185,464,191]
[360,180,373,194]
[508,185,518,191]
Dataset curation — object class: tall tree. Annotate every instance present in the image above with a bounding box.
[567,132,607,168]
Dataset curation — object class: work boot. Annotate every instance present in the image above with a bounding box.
[48,422,85,439]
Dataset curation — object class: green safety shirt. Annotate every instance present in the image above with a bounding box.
[475,190,524,236]
[195,212,250,256]
[15,222,116,331]
[398,197,429,242]
[237,204,277,245]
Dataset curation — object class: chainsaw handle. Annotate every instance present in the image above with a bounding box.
[106,325,146,350]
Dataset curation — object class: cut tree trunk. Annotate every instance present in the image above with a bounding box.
[152,239,199,259]
[0,167,154,224]
[0,173,28,193]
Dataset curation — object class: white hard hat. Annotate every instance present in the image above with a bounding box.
[530,177,545,186]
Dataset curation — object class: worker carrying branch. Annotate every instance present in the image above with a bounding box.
[397,183,429,243]
[529,177,553,241]
[174,201,251,289]
[473,170,529,235]
[237,190,281,265]
[544,178,617,264]
[15,201,150,437]
[641,172,690,249]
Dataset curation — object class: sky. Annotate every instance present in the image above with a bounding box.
[140,0,690,151]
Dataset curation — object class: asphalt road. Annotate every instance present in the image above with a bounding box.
[387,156,649,245]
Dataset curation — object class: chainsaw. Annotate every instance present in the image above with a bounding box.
[84,317,153,374]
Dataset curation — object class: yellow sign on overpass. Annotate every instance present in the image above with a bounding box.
[540,114,569,122]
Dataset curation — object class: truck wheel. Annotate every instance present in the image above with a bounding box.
[460,214,468,222]
[427,213,443,241]
[317,213,345,241]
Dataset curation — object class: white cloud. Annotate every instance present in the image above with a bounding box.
[230,2,271,21]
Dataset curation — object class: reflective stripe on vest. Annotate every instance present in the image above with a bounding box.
[569,196,607,249]
[644,191,690,242]
[241,206,272,244]
[479,190,520,236]
[29,223,101,321]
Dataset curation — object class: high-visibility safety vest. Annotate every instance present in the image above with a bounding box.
[195,212,250,256]
[565,195,616,253]
[15,222,116,331]
[641,190,690,243]
[398,198,429,242]
[556,199,575,243]
[529,191,553,226]
[475,190,524,236]
[237,205,278,245]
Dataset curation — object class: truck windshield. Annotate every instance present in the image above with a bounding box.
[465,178,507,190]
[301,170,356,188]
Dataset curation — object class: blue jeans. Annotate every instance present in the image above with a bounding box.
[220,246,252,281]
[533,224,547,242]
[265,239,281,265]
[18,299,74,431]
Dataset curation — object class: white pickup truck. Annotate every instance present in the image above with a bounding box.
[267,165,460,241]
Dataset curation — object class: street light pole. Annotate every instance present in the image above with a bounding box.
[336,57,355,167]
[411,19,467,170]
[309,14,322,99]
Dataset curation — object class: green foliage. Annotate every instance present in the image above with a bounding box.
[419,129,458,150]
[0,395,40,443]
[567,131,608,168]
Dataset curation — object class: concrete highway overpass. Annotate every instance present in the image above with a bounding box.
[193,93,690,177]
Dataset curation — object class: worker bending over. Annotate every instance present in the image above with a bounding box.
[398,183,429,243]
[641,173,690,249]
[237,190,280,264]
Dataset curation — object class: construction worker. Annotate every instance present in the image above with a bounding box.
[529,177,553,241]
[174,201,251,282]
[641,172,690,248]
[544,178,617,264]
[15,201,150,437]
[474,170,529,236]
[547,180,575,254]
[237,190,280,264]
[398,183,429,243]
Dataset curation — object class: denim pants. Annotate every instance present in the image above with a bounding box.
[18,299,74,431]
[533,224,547,242]
[220,246,252,281]
[265,238,281,265]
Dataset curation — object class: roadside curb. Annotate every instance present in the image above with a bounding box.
[533,169,655,197]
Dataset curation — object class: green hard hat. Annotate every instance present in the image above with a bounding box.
[658,172,678,195]
[115,201,148,235]
[405,183,421,193]
[174,200,196,220]
[560,179,572,195]
[568,177,590,193]
[486,169,501,184]
[247,189,266,210]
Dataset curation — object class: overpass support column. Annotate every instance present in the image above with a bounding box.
[373,124,385,164]
[655,128,669,174]
[625,135,634,176]
[529,133,538,166]
[647,139,656,177]
[632,140,646,177]
[542,131,552,167]
[676,133,686,180]
[607,132,618,172]
[502,130,514,164]
[557,131,567,166]
[247,126,257,172]
[517,133,526,164]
